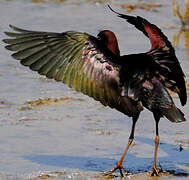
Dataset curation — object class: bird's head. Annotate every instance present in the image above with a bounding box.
[97,30,120,56]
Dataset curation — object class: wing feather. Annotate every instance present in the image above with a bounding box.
[4,25,126,112]
[108,6,187,106]
[30,44,66,72]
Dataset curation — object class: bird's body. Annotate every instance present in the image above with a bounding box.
[3,6,187,177]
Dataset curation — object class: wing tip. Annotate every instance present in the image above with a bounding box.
[107,4,147,27]
[10,24,29,32]
[108,4,133,20]
[4,31,12,36]
[7,24,19,32]
[180,93,187,106]
[2,38,9,44]
[4,45,14,51]
[108,4,119,15]
[7,24,32,34]
[11,52,22,60]
[9,24,14,29]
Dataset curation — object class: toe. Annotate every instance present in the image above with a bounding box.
[150,167,160,176]
[102,164,127,177]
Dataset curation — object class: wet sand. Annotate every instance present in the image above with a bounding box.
[0,0,189,179]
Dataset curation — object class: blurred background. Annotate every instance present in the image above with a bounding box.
[0,0,189,179]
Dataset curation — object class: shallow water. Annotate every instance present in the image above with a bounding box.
[0,0,189,179]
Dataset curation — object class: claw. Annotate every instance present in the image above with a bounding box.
[119,165,127,177]
[150,167,160,176]
[102,164,127,177]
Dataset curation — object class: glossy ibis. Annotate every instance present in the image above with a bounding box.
[3,6,187,177]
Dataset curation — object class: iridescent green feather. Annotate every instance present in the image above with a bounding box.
[4,25,122,111]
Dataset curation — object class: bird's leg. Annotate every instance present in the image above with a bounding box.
[103,115,138,177]
[151,115,160,176]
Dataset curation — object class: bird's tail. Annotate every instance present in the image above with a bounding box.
[119,54,186,123]
[161,105,186,123]
[140,77,186,123]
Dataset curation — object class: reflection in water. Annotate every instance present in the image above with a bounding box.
[173,29,189,61]
[172,0,189,28]
[172,0,189,61]
[172,0,189,94]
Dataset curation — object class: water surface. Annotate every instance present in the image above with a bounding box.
[0,0,189,179]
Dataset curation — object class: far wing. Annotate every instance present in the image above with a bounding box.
[3,25,124,110]
[108,5,187,106]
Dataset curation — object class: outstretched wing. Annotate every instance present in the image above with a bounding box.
[3,25,123,110]
[108,5,187,106]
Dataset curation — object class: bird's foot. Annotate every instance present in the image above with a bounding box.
[102,164,127,177]
[150,167,160,176]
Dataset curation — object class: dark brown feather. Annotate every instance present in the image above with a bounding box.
[108,6,187,106]
[3,25,142,118]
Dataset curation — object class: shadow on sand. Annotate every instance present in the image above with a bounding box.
[23,136,189,177]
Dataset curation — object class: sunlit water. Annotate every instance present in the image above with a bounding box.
[0,0,189,179]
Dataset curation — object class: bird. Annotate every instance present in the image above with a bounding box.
[3,6,187,177]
